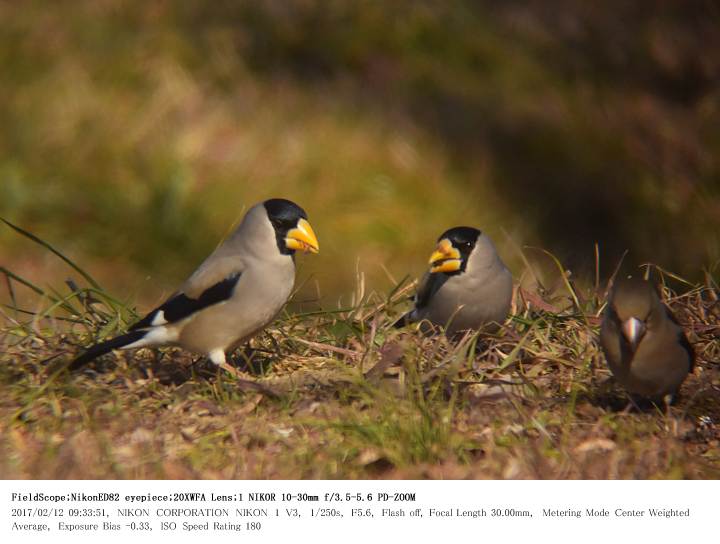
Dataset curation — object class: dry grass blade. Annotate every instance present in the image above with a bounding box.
[526,246,585,318]
[364,341,404,383]
[291,338,360,359]
[1,254,718,479]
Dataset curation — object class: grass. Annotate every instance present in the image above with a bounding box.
[2,0,719,477]
[1,225,718,479]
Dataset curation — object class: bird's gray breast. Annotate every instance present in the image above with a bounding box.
[422,261,512,333]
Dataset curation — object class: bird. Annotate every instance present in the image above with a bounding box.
[599,276,694,402]
[396,226,513,336]
[69,198,319,376]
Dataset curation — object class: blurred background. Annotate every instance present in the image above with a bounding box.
[1,0,719,311]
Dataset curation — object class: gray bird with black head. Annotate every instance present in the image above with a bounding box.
[600,276,694,402]
[397,226,513,336]
[70,198,320,376]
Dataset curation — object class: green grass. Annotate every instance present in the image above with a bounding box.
[1,228,718,479]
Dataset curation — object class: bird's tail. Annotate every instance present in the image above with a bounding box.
[69,330,148,371]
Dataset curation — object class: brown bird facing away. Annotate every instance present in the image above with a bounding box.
[600,276,694,403]
[69,198,320,376]
[396,226,513,336]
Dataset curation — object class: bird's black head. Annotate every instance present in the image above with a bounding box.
[264,198,308,228]
[429,226,481,276]
[263,198,319,256]
[439,227,481,258]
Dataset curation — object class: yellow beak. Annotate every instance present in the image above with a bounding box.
[428,238,462,274]
[285,218,320,254]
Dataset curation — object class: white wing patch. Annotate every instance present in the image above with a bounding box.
[123,326,178,349]
[150,310,167,327]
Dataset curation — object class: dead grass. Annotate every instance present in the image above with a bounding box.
[1,253,718,480]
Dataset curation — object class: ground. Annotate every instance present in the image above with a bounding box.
[1,265,718,479]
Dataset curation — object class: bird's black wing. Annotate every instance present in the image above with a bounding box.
[415,270,447,310]
[394,272,447,328]
[129,271,242,331]
[664,305,696,372]
[678,331,696,372]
